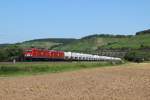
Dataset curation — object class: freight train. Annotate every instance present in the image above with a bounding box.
[24,48,122,61]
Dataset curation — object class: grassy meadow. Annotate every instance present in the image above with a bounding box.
[0,61,122,77]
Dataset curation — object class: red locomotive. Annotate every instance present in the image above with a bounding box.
[24,48,64,61]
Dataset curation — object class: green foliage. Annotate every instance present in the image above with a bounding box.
[0,49,8,61]
[0,46,23,61]
[124,50,150,62]
[81,34,133,39]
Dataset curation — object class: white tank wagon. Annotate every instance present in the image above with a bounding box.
[70,52,78,60]
[98,56,122,61]
[64,52,72,60]
[85,54,93,61]
[64,52,122,62]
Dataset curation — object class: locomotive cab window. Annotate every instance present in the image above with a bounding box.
[25,50,32,52]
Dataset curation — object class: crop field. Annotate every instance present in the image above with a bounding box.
[0,62,150,100]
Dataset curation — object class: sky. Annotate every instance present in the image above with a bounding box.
[0,0,150,43]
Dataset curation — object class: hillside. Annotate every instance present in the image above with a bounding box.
[136,29,150,35]
[0,44,11,48]
[0,29,150,52]
[53,33,150,52]
[0,38,76,49]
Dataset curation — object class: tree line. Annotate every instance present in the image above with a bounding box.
[0,46,23,61]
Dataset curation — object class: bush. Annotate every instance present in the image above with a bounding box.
[124,50,150,62]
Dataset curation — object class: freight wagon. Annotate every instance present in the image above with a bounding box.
[24,48,122,62]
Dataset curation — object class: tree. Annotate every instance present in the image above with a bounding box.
[0,46,23,61]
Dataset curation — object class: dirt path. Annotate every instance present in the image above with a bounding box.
[0,63,150,100]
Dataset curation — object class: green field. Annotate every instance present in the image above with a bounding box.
[0,61,122,77]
